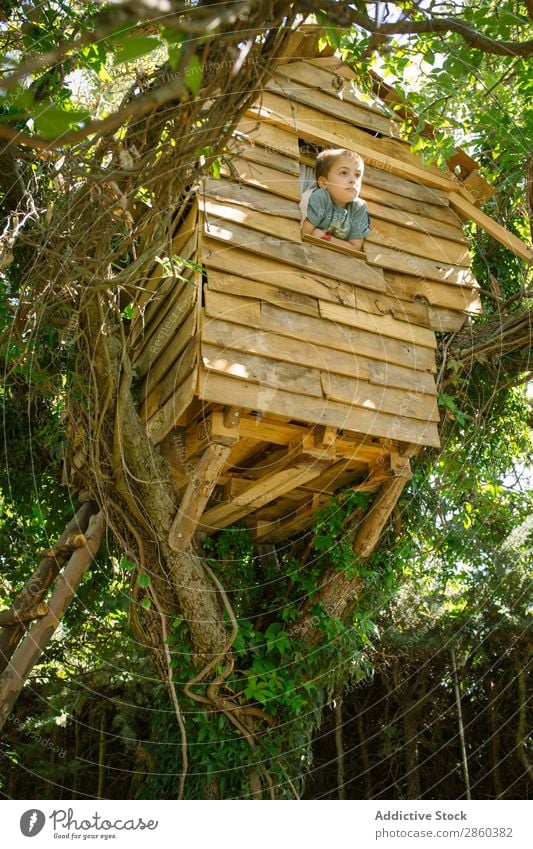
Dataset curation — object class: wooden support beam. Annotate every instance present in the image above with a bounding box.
[184,410,241,459]
[353,475,409,558]
[168,442,234,551]
[199,462,324,533]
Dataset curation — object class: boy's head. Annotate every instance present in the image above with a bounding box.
[316,148,364,207]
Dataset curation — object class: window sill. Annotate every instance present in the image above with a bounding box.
[302,232,366,261]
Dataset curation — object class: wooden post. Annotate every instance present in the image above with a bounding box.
[353,475,409,557]
[168,442,234,551]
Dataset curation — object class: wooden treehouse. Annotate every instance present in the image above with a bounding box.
[130,29,531,553]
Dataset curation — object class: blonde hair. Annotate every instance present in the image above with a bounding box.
[316,148,364,181]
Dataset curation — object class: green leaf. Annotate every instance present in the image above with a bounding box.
[184,55,203,95]
[141,597,152,610]
[137,572,151,588]
[33,104,88,137]
[113,36,159,65]
[120,556,136,572]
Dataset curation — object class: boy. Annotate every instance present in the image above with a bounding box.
[300,148,370,251]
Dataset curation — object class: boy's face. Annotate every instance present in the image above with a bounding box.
[317,155,363,207]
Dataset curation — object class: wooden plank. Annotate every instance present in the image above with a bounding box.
[206,273,321,318]
[449,192,533,264]
[246,92,456,193]
[266,74,395,136]
[204,288,261,326]
[203,177,300,219]
[198,370,441,448]
[184,410,240,459]
[354,289,431,326]
[223,437,268,474]
[202,221,386,292]
[273,60,396,125]
[234,118,300,157]
[228,136,301,175]
[220,158,300,201]
[365,241,475,286]
[362,164,450,208]
[259,302,437,372]
[306,57,395,113]
[384,271,481,313]
[201,343,323,399]
[367,217,471,266]
[362,182,459,225]
[136,229,197,311]
[366,198,467,244]
[321,373,439,422]
[168,443,234,551]
[145,368,198,445]
[140,338,197,422]
[201,197,302,243]
[198,462,324,532]
[319,300,437,349]
[427,305,467,333]
[203,245,356,307]
[133,271,196,365]
[139,309,196,403]
[134,282,197,377]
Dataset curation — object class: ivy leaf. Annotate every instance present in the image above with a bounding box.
[136,572,151,588]
[184,55,202,95]
[113,36,159,65]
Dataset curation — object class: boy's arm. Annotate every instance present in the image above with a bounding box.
[302,218,357,248]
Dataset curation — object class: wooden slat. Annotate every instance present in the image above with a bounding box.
[318,300,437,349]
[203,298,436,376]
[361,182,458,225]
[383,271,481,314]
[133,269,196,364]
[364,242,475,286]
[202,221,386,292]
[139,309,196,403]
[366,198,467,244]
[201,343,324,399]
[203,177,300,220]
[220,158,300,200]
[201,197,302,243]
[267,73,395,136]
[368,218,471,266]
[273,60,396,126]
[427,305,467,333]
[234,118,300,157]
[204,288,262,325]
[199,462,324,532]
[306,57,395,114]
[228,137,301,175]
[134,282,197,377]
[321,373,439,422]
[246,92,456,193]
[449,191,533,264]
[136,229,197,311]
[259,302,436,372]
[140,339,197,422]
[206,271,321,318]
[362,164,451,209]
[145,368,198,445]
[203,245,356,307]
[198,370,441,448]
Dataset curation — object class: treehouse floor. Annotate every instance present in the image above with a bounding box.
[160,404,413,550]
